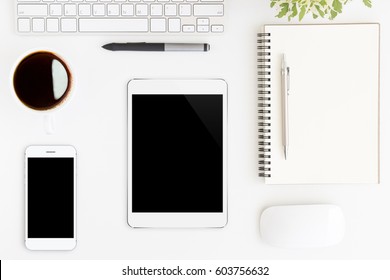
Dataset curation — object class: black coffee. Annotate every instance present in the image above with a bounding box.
[13,52,72,111]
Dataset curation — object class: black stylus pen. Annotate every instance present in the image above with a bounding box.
[102,42,210,52]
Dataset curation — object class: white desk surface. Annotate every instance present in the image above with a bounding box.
[1,0,390,260]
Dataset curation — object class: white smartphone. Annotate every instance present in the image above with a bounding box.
[25,146,77,250]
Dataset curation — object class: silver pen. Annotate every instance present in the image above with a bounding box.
[281,54,290,160]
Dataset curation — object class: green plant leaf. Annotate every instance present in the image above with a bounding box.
[330,9,338,19]
[276,3,289,18]
[315,5,325,17]
[291,3,298,18]
[332,0,343,13]
[299,5,306,21]
[363,0,372,8]
[320,0,327,6]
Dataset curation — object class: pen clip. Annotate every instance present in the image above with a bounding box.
[287,66,291,95]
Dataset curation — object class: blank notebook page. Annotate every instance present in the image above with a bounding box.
[264,24,379,184]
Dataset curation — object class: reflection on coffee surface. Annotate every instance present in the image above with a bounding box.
[13,52,71,111]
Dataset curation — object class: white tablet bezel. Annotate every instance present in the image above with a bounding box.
[127,79,228,228]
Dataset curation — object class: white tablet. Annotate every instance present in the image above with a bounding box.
[128,79,228,228]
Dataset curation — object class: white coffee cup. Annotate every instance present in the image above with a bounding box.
[11,50,74,134]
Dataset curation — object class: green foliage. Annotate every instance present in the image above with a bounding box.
[363,0,372,7]
[270,0,372,21]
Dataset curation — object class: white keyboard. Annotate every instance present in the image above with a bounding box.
[16,0,224,34]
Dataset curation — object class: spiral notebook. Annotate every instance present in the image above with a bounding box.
[258,24,380,184]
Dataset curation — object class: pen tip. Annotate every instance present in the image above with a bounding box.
[102,43,112,50]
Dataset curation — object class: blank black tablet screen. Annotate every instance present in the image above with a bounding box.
[132,94,223,213]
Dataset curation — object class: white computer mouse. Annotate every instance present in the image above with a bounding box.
[260,204,345,249]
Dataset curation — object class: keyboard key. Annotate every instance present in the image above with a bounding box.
[168,18,180,32]
[108,4,120,16]
[64,4,77,16]
[61,18,77,32]
[121,4,134,16]
[78,4,91,16]
[151,18,166,32]
[47,18,59,32]
[179,4,191,16]
[18,18,31,32]
[150,4,163,16]
[135,4,148,16]
[194,4,223,16]
[50,4,62,16]
[32,18,45,32]
[18,4,48,16]
[197,25,209,32]
[93,4,105,16]
[197,18,209,25]
[211,24,223,32]
[79,18,148,32]
[182,24,195,33]
[165,4,176,16]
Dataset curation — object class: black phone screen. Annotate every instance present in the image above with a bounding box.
[27,158,74,238]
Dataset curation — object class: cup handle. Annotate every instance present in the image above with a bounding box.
[44,115,55,135]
